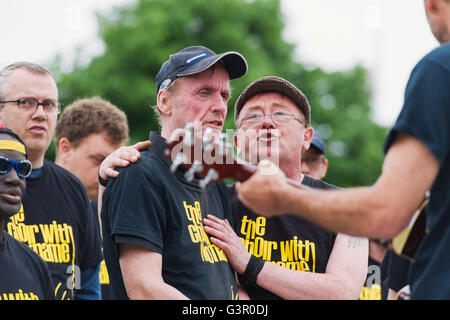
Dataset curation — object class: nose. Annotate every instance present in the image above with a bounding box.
[261,114,276,129]
[210,93,228,115]
[31,104,47,120]
[3,168,21,186]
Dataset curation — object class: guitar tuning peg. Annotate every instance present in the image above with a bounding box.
[185,160,203,182]
[170,153,187,173]
[199,169,219,189]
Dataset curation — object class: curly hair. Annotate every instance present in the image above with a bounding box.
[54,97,129,148]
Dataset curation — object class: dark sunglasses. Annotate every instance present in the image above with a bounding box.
[0,156,32,178]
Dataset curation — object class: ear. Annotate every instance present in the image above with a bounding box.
[157,89,172,116]
[302,126,314,151]
[425,0,439,15]
[321,158,329,179]
[57,137,73,163]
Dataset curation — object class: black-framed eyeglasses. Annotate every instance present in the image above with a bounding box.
[239,110,304,127]
[0,98,62,115]
[0,156,32,178]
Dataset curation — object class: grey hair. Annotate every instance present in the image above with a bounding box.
[0,61,52,100]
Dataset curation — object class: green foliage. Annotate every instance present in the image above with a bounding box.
[52,0,388,187]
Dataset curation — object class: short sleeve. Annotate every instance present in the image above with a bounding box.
[103,165,167,253]
[384,58,450,165]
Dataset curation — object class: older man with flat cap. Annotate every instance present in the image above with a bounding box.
[100,45,248,300]
[202,76,368,299]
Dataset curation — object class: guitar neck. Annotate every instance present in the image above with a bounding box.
[233,158,310,190]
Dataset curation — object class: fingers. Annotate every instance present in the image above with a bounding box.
[104,167,120,178]
[203,215,227,239]
[133,140,152,152]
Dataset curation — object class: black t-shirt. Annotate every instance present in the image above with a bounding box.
[102,132,238,300]
[359,256,388,300]
[229,175,337,300]
[383,43,450,299]
[383,250,410,293]
[0,233,54,300]
[5,160,103,300]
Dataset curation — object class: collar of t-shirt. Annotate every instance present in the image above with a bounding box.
[28,166,43,178]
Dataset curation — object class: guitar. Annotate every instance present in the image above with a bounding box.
[165,123,427,260]
[372,194,428,260]
[391,192,429,260]
[164,123,310,189]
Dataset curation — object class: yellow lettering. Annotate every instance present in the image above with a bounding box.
[39,224,54,244]
[280,240,294,262]
[0,290,40,300]
[99,260,110,285]
[255,217,266,236]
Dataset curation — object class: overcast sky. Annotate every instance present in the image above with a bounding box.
[0,0,439,127]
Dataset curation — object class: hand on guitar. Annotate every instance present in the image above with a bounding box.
[235,159,291,217]
[165,122,308,193]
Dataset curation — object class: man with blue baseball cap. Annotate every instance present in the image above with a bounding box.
[156,45,247,93]
[301,130,328,180]
[101,45,248,299]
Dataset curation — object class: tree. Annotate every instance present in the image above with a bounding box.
[52,0,388,187]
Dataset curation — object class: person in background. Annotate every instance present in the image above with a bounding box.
[54,96,129,299]
[0,127,54,300]
[0,62,103,300]
[301,130,328,180]
[54,96,129,200]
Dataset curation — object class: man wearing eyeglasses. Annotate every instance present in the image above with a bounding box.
[0,62,103,300]
[203,76,368,299]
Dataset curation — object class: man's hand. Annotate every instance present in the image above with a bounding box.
[99,140,151,182]
[235,159,290,217]
[203,214,251,274]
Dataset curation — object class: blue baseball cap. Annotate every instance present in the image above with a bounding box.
[156,45,248,93]
[310,130,325,154]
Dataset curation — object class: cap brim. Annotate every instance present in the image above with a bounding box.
[178,51,247,80]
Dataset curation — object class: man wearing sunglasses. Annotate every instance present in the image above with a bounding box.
[0,62,103,300]
[0,127,54,300]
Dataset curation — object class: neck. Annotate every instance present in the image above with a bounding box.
[54,155,63,167]
[28,151,45,169]
[279,163,304,183]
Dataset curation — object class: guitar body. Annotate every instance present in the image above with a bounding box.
[391,196,429,260]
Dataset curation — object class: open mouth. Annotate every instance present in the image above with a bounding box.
[29,125,47,135]
[258,129,280,141]
[204,120,223,128]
